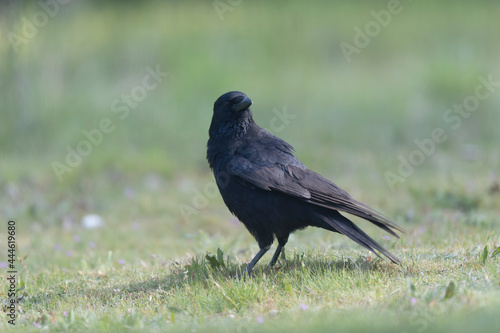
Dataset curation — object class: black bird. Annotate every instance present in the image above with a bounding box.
[207,91,403,274]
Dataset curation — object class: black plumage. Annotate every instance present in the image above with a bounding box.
[207,91,403,273]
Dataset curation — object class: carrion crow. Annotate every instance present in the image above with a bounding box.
[207,91,403,274]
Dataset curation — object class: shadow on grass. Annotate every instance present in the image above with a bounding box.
[107,251,398,294]
[16,251,400,314]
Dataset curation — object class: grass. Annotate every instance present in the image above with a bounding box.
[9,241,500,332]
[1,0,500,332]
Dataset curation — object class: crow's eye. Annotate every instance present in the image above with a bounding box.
[224,102,229,106]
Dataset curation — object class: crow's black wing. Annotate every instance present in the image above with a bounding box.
[229,141,312,199]
[297,169,404,236]
[229,139,403,236]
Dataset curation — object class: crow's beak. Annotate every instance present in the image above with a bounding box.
[233,96,253,111]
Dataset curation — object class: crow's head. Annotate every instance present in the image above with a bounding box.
[210,91,253,139]
[213,91,253,117]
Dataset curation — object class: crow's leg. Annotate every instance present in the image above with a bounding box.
[244,245,270,274]
[269,234,289,267]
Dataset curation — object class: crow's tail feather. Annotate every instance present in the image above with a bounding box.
[323,211,400,264]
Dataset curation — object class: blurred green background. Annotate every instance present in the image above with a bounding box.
[1,0,500,331]
[2,0,499,181]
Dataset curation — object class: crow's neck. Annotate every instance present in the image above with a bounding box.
[209,116,253,141]
[207,116,255,169]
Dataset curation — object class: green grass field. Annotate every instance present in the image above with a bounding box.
[1,0,500,331]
